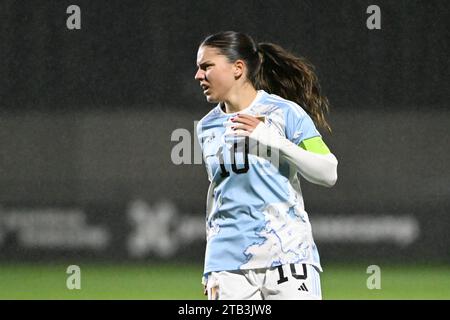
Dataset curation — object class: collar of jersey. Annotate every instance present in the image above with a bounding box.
[216,90,266,116]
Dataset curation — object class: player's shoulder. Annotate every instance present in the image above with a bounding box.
[197,104,222,132]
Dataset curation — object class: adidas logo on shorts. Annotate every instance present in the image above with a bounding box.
[298,283,308,292]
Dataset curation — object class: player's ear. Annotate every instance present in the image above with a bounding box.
[233,60,245,79]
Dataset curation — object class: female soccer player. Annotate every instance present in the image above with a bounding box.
[195,31,338,300]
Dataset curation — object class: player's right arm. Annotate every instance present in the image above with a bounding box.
[250,124,338,187]
[299,136,331,155]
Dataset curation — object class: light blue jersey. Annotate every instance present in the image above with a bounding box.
[197,90,323,277]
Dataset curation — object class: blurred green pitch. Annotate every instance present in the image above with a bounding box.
[0,263,448,299]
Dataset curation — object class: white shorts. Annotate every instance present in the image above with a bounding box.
[206,263,322,300]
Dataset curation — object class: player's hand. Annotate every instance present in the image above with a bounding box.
[203,285,207,296]
[230,114,263,135]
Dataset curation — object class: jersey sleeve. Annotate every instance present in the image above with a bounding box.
[196,119,214,182]
[284,104,321,145]
[195,119,203,150]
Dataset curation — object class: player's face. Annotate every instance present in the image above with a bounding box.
[195,46,236,103]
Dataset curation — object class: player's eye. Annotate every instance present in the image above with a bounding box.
[199,64,213,71]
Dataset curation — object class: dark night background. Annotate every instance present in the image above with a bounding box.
[0,0,448,264]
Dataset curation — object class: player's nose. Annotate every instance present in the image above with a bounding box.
[194,68,205,81]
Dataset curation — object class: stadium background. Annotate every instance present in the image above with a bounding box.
[0,0,449,299]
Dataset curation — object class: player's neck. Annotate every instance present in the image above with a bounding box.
[222,84,258,114]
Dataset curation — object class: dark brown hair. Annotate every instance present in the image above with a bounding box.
[200,31,332,133]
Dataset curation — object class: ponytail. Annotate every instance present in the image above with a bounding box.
[254,43,332,133]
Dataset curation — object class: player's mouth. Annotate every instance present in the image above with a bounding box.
[201,83,210,95]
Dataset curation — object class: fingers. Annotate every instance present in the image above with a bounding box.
[224,128,250,137]
[234,113,260,121]
[231,114,260,126]
[231,123,254,132]
[233,129,251,136]
[229,114,262,135]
